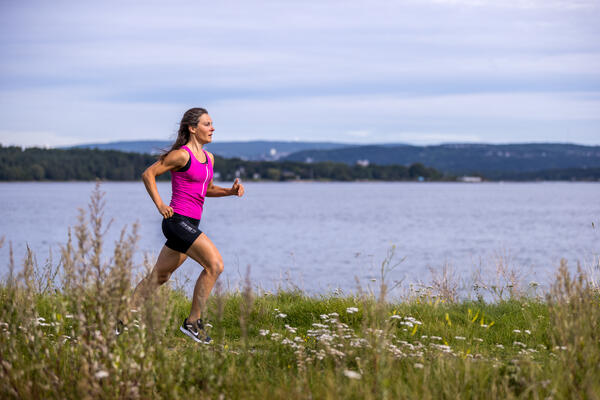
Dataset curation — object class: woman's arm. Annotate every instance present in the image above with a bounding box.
[205,152,245,198]
[142,149,188,218]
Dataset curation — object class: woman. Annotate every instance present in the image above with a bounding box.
[124,107,244,343]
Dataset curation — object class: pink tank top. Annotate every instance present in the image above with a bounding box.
[169,146,213,220]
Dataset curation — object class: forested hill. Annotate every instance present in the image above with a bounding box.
[283,143,600,175]
[69,140,355,161]
[0,145,444,182]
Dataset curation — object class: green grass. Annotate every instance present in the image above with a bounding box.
[1,184,598,399]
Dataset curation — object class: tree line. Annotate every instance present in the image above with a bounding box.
[0,145,446,181]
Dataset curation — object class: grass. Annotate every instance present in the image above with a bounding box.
[1,184,599,399]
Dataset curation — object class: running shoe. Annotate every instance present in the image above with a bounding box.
[180,318,212,344]
[115,319,126,336]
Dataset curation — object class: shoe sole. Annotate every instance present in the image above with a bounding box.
[179,326,212,344]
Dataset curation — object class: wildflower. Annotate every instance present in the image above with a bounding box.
[312,323,329,329]
[513,341,526,348]
[512,329,521,334]
[343,370,361,379]
[524,330,531,335]
[346,307,359,314]
[276,313,287,319]
[259,329,270,336]
[389,315,402,320]
[480,324,489,328]
[414,363,424,369]
[320,314,329,320]
[95,371,109,379]
[474,338,483,342]
[285,324,297,334]
[454,336,466,340]
[430,336,442,341]
[496,344,504,349]
[328,312,339,317]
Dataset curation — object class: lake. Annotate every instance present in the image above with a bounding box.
[0,182,598,296]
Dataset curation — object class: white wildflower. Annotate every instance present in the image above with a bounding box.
[346,307,359,314]
[343,370,361,379]
[480,324,489,328]
[474,338,483,342]
[320,314,329,320]
[284,324,297,334]
[328,312,339,317]
[276,313,287,319]
[524,330,531,335]
[389,315,402,320]
[513,341,526,348]
[312,323,329,329]
[512,329,521,334]
[259,329,270,336]
[414,363,424,369]
[430,336,442,341]
[95,371,109,379]
[454,336,466,340]
[496,344,504,349]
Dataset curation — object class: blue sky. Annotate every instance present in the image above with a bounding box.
[1,0,599,147]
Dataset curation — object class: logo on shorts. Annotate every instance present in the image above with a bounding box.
[179,221,197,234]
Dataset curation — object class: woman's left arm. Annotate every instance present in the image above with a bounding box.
[205,152,245,197]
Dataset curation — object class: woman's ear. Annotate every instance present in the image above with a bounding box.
[188,124,197,135]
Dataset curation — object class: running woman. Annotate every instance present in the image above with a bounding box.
[125,107,244,343]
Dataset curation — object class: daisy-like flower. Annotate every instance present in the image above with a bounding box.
[343,370,361,380]
[346,307,359,314]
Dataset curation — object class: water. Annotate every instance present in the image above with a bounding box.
[0,182,598,295]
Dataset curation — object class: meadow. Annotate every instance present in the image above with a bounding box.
[1,186,599,399]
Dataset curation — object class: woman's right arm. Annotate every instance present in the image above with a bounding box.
[141,149,188,218]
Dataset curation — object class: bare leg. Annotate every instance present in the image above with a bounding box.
[127,245,187,321]
[185,233,224,321]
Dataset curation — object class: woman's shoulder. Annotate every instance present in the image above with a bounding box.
[205,150,215,163]
[164,147,190,167]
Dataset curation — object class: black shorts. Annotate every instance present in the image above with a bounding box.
[162,213,203,253]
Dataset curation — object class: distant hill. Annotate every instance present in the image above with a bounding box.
[68,140,356,161]
[283,143,600,175]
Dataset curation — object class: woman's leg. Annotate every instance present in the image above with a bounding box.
[185,233,224,321]
[128,245,187,317]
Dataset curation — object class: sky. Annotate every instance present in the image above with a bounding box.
[0,0,599,147]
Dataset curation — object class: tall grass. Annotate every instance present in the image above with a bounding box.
[1,184,599,399]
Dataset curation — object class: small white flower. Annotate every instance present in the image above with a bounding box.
[524,330,531,335]
[259,329,270,336]
[343,370,361,380]
[328,312,339,318]
[389,315,402,320]
[95,370,109,379]
[430,336,442,341]
[454,336,466,340]
[474,338,483,342]
[320,314,329,320]
[480,324,489,328]
[346,307,359,314]
[414,363,424,369]
[512,329,521,334]
[496,344,504,349]
[276,313,287,319]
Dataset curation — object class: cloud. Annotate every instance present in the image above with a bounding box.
[0,0,599,146]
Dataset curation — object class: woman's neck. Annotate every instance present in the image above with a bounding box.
[185,136,204,154]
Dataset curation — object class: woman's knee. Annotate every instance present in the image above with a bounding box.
[152,271,171,285]
[206,258,224,276]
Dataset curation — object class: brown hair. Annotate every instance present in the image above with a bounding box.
[160,107,208,161]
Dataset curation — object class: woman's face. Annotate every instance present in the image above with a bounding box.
[190,113,214,143]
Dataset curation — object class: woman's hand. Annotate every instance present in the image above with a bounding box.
[157,202,174,218]
[230,178,245,197]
